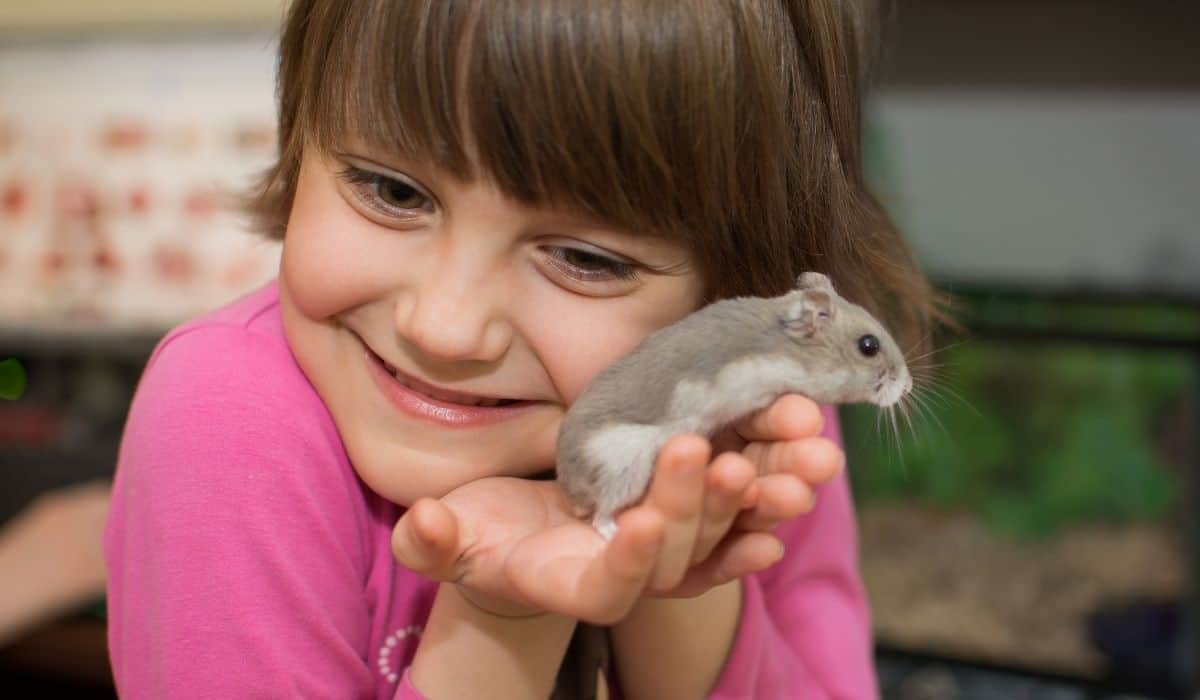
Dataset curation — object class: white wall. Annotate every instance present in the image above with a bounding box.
[869,89,1200,296]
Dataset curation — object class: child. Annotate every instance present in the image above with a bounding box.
[104,0,943,698]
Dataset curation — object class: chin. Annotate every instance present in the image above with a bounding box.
[359,466,465,507]
[352,446,543,507]
[345,445,463,506]
[342,416,561,506]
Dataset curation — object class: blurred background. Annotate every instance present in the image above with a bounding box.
[0,1,1196,698]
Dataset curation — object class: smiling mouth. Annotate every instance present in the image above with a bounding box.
[364,346,522,408]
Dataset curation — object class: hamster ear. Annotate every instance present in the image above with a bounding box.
[782,289,835,337]
[796,272,835,293]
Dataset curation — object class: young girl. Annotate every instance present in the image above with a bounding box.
[104,0,942,698]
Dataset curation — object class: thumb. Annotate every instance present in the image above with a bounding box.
[392,498,463,582]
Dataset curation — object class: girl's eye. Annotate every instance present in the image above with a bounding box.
[543,246,639,284]
[336,165,433,216]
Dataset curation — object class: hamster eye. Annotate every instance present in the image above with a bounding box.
[857,334,881,357]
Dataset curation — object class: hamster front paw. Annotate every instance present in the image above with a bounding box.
[593,514,618,542]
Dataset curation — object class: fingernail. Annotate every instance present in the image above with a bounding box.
[769,540,785,564]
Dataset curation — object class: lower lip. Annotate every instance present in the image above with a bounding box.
[362,345,539,428]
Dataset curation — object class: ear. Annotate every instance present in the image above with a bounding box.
[782,289,835,337]
[796,272,834,293]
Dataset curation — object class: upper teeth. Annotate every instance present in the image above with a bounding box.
[382,361,508,407]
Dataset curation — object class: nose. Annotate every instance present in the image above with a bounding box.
[394,253,514,363]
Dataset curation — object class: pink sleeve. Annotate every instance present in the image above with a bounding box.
[104,325,378,698]
[708,407,878,699]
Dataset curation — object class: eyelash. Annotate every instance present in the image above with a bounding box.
[335,162,640,284]
[543,246,639,283]
[335,165,433,216]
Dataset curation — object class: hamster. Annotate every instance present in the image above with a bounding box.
[556,271,912,540]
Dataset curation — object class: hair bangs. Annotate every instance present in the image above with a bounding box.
[299,0,762,245]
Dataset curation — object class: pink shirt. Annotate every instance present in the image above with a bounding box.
[104,280,878,699]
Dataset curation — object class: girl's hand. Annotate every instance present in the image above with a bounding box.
[391,394,840,620]
[393,475,673,625]
[642,394,843,597]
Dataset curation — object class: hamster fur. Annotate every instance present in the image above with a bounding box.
[556,272,912,539]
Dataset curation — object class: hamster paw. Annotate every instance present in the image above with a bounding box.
[593,515,618,542]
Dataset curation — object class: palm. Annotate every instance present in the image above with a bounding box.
[398,476,661,624]
[446,477,604,600]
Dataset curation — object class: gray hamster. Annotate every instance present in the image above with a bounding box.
[556,272,912,539]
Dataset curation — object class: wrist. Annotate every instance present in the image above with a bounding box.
[410,583,576,699]
[609,579,745,700]
[617,577,743,629]
[454,583,546,619]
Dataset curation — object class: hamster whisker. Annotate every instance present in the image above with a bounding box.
[897,397,919,444]
[911,368,974,414]
[909,369,948,392]
[886,404,908,477]
[894,395,912,435]
[909,389,951,441]
[907,358,951,378]
[911,377,952,412]
[904,338,968,366]
[902,336,926,360]
[907,358,946,374]
[873,405,902,477]
[907,357,948,378]
[923,379,982,419]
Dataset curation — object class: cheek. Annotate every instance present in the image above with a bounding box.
[528,290,700,404]
[280,156,379,321]
[541,325,644,403]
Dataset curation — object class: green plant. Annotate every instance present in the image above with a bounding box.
[842,341,1189,540]
[0,358,26,400]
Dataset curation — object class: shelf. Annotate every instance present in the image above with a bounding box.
[0,0,287,37]
[0,324,164,359]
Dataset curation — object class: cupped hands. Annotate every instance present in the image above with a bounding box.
[390,394,843,625]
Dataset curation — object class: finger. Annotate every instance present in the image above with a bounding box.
[662,532,785,598]
[734,474,814,531]
[743,436,845,484]
[691,452,756,564]
[733,394,823,443]
[578,507,666,624]
[645,434,710,590]
[391,498,463,582]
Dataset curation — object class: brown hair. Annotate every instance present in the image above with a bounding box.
[248,0,950,352]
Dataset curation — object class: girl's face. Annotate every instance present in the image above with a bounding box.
[279,144,704,506]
